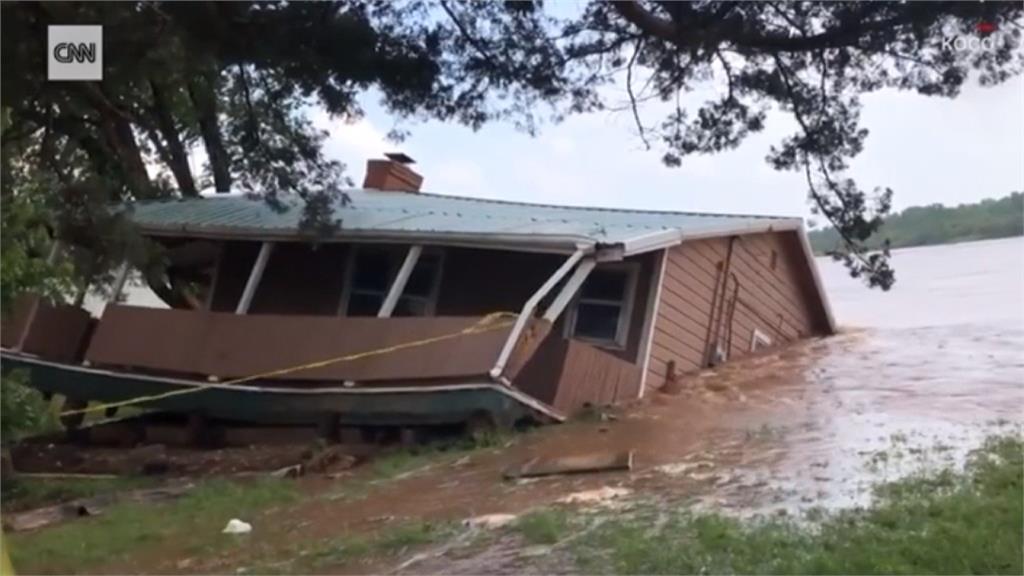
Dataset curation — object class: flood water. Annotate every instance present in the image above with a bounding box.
[649,237,1024,514]
[712,236,1024,513]
[371,237,1024,524]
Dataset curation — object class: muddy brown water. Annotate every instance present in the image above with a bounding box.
[60,238,1024,573]
[383,237,1024,520]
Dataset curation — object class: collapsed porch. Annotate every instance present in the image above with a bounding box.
[2,236,661,430]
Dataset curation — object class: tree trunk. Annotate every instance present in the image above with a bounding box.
[149,80,198,196]
[188,75,232,193]
[78,84,154,199]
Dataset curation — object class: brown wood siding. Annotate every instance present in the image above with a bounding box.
[550,340,642,413]
[510,329,567,405]
[85,305,519,383]
[511,332,642,413]
[645,230,827,392]
[1,295,93,362]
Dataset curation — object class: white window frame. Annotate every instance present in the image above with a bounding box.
[565,262,640,350]
[338,245,444,317]
[750,328,773,352]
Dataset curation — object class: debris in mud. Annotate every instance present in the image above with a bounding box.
[222,518,253,534]
[556,486,631,505]
[303,446,358,474]
[655,461,715,476]
[4,483,194,532]
[463,513,518,529]
[4,501,100,532]
[269,446,359,479]
[270,464,304,478]
[503,451,633,479]
[11,440,361,477]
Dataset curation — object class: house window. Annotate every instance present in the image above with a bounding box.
[750,328,773,352]
[346,248,393,316]
[567,264,639,349]
[341,247,443,317]
[392,254,442,316]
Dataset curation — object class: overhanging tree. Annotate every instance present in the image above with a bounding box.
[2,1,1021,300]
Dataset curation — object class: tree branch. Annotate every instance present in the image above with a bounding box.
[149,79,198,196]
[439,0,497,65]
[613,1,913,54]
[626,38,651,150]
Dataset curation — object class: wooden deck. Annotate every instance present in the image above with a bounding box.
[86,305,522,384]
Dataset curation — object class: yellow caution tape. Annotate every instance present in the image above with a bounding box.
[60,311,518,417]
[1,532,13,576]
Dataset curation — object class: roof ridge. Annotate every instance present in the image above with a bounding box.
[131,190,800,222]
[373,188,798,221]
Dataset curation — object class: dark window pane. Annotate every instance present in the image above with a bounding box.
[580,270,628,302]
[352,251,392,292]
[347,292,382,317]
[573,303,620,342]
[394,297,429,317]
[404,256,438,298]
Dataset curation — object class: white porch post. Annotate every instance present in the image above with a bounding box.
[15,241,63,351]
[45,240,61,264]
[109,262,131,304]
[490,248,589,380]
[235,242,274,314]
[377,245,423,318]
[542,258,596,322]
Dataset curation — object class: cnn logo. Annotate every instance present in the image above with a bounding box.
[48,25,102,81]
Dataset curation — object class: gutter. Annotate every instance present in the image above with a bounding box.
[134,225,595,255]
[618,219,805,256]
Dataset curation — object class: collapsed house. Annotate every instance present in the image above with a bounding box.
[1,156,834,434]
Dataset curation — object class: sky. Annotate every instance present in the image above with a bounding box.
[314,71,1023,227]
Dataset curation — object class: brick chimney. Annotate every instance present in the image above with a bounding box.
[362,152,423,192]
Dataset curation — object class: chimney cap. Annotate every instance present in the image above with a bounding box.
[384,152,415,165]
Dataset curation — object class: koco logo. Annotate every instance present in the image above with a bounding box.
[48,25,102,81]
[941,21,1009,53]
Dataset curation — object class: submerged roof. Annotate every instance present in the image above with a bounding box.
[127,189,803,254]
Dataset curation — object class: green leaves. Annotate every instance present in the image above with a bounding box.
[1,1,1021,292]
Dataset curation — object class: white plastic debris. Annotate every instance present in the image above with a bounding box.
[556,486,631,505]
[655,461,714,476]
[463,513,517,529]
[222,518,252,534]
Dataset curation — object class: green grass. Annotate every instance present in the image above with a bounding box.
[369,432,514,480]
[514,509,570,545]
[573,434,1023,574]
[371,519,451,552]
[7,478,297,574]
[243,519,455,574]
[1,476,158,513]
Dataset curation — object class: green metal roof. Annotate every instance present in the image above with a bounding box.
[126,189,803,253]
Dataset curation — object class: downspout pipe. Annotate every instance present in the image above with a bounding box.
[489,246,591,380]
